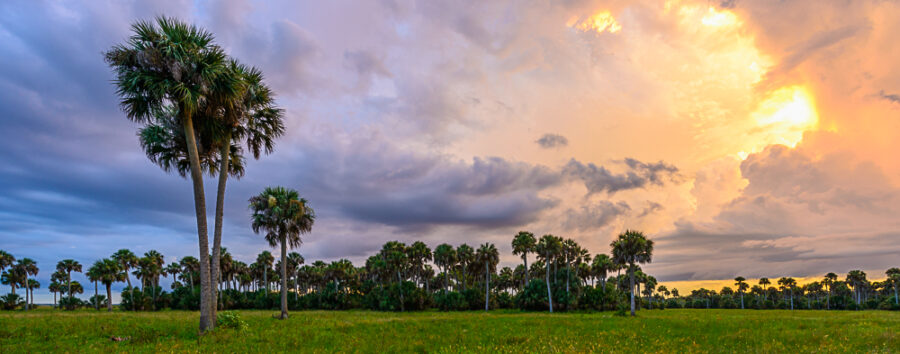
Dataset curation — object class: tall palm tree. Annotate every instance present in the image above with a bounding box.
[87,262,102,310]
[456,244,474,292]
[287,252,305,299]
[180,256,200,289]
[536,234,561,313]
[380,241,409,311]
[846,270,867,306]
[734,276,748,309]
[111,249,139,311]
[143,250,165,309]
[256,251,275,293]
[611,230,654,316]
[777,277,797,310]
[592,254,614,288]
[407,242,432,289]
[26,279,40,309]
[1,266,24,295]
[49,280,62,309]
[165,263,182,288]
[250,186,316,319]
[96,258,124,312]
[823,272,837,310]
[562,238,579,295]
[886,268,899,305]
[433,244,457,292]
[758,277,771,301]
[17,258,37,311]
[476,243,499,311]
[0,250,14,294]
[511,231,536,289]
[106,17,239,332]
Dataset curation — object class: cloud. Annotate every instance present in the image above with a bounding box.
[564,201,631,231]
[879,90,900,104]
[563,158,681,195]
[535,133,569,148]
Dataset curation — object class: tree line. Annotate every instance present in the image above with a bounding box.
[3,232,898,314]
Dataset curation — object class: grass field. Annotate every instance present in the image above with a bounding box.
[1,309,898,353]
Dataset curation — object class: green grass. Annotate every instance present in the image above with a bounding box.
[1,309,898,353]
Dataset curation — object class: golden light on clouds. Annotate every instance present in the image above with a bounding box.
[570,11,621,34]
[700,7,738,27]
[752,86,819,147]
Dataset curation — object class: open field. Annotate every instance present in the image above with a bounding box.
[1,309,898,353]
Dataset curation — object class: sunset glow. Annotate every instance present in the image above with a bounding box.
[572,11,621,34]
[752,86,819,149]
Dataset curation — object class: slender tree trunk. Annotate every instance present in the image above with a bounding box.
[182,113,213,333]
[546,256,553,313]
[53,291,56,308]
[280,241,289,319]
[125,272,134,312]
[210,132,232,328]
[264,267,269,294]
[24,273,29,311]
[443,265,448,292]
[397,270,405,312]
[740,293,744,309]
[523,255,529,289]
[106,284,113,312]
[629,265,636,316]
[485,264,490,311]
[94,280,99,310]
[462,264,467,292]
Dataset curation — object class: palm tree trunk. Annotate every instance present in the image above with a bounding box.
[181,113,214,333]
[210,131,232,327]
[280,241,289,319]
[106,284,113,312]
[125,272,134,312]
[629,265,636,316]
[523,255,529,289]
[397,270,405,312]
[485,264,490,311]
[94,280,99,310]
[546,256,553,313]
[24,273,29,311]
[264,267,268,294]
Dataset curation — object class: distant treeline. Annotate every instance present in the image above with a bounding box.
[2,235,898,312]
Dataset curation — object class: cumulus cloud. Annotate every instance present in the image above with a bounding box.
[564,201,631,231]
[536,133,569,148]
[563,158,681,195]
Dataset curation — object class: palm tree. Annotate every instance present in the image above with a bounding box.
[143,250,165,309]
[49,280,62,309]
[256,251,275,293]
[165,263,182,288]
[846,270,867,306]
[777,277,797,310]
[106,17,239,332]
[0,250,14,294]
[476,243,499,311]
[26,279,40,309]
[111,249,139,311]
[885,268,899,305]
[456,244,474,292]
[1,267,24,295]
[250,186,316,319]
[511,231,536,289]
[96,258,124,312]
[380,241,409,311]
[180,256,200,289]
[734,277,748,309]
[536,234,561,312]
[287,252,305,299]
[433,244,457,291]
[592,254,614,288]
[611,230,654,316]
[87,262,102,310]
[758,278,771,301]
[17,258,37,311]
[562,238,579,295]
[823,272,837,310]
[407,241,432,289]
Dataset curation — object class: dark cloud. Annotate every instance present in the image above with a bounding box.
[879,90,900,104]
[564,158,681,195]
[564,201,630,231]
[536,133,569,148]
[638,201,664,218]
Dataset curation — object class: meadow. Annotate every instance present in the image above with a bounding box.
[1,309,898,353]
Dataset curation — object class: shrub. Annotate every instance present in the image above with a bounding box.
[216,311,248,331]
[434,290,468,311]
[1,293,24,310]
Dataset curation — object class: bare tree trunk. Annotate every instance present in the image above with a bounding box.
[523,255,529,289]
[24,273,28,311]
[485,264,490,311]
[629,265,636,316]
[398,270,405,312]
[182,114,213,333]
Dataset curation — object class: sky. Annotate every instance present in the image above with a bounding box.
[2,0,900,303]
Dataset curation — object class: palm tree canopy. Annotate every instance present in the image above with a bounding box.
[511,231,536,257]
[610,230,654,268]
[249,186,315,248]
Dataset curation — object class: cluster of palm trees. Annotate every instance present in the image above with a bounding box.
[105,16,285,332]
[0,229,659,316]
